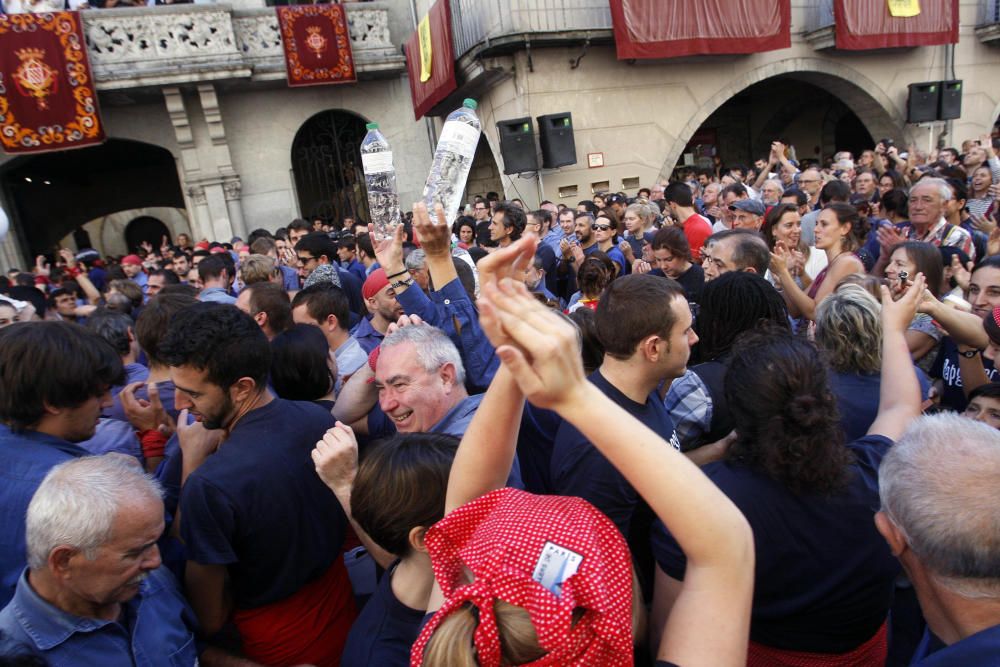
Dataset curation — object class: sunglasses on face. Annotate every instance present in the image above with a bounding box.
[592,224,613,231]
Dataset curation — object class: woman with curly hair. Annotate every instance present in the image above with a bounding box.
[651,275,926,666]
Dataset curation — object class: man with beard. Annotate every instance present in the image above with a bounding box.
[0,322,123,607]
[352,268,406,354]
[160,303,356,666]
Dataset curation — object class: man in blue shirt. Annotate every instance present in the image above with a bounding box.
[876,414,1000,665]
[337,235,368,284]
[551,275,691,539]
[196,255,237,305]
[0,455,225,666]
[351,268,404,354]
[0,321,124,607]
[159,302,355,665]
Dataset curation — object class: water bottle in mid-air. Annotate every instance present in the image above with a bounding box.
[361,122,401,240]
[422,98,482,225]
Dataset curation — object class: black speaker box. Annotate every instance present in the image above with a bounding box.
[907,82,940,124]
[497,117,538,175]
[537,112,577,169]
[938,80,963,121]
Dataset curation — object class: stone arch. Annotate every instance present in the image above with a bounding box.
[659,58,909,179]
[0,138,185,260]
[290,109,371,226]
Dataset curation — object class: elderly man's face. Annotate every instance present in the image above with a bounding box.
[908,183,945,227]
[375,340,459,433]
[60,496,164,611]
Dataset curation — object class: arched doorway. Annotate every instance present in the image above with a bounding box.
[660,61,906,179]
[291,110,370,227]
[125,216,172,255]
[0,139,185,259]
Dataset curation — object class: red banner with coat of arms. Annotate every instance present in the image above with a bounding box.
[277,4,356,88]
[0,12,104,155]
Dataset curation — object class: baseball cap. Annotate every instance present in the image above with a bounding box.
[729,199,766,216]
[362,268,389,300]
[120,254,143,266]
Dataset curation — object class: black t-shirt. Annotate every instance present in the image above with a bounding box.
[551,370,678,538]
[652,435,899,654]
[341,561,425,667]
[931,337,998,412]
[180,398,345,608]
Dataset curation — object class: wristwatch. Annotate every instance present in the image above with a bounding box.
[390,277,414,290]
[958,348,980,358]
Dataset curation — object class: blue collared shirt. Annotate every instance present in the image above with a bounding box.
[0,425,88,607]
[541,227,567,254]
[911,623,1000,665]
[279,264,300,291]
[395,278,498,393]
[351,316,384,354]
[198,287,237,305]
[0,568,200,667]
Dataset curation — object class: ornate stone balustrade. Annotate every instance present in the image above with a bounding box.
[82,2,405,90]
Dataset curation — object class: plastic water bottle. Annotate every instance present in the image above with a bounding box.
[422,98,482,225]
[361,122,401,240]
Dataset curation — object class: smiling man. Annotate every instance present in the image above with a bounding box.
[159,302,356,666]
[0,321,123,607]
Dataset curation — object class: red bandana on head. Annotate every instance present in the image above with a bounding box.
[410,488,633,666]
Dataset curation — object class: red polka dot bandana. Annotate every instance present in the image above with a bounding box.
[410,488,633,666]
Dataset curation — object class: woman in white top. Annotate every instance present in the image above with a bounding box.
[763,203,827,291]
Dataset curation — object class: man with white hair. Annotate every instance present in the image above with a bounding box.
[901,178,975,260]
[0,455,254,665]
[876,413,1000,664]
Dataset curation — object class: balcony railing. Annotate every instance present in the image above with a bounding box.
[450,0,612,60]
[82,2,405,90]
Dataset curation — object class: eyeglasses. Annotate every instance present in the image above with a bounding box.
[592,224,613,231]
[474,206,487,211]
[296,255,316,265]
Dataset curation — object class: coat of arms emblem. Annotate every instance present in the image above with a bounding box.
[304,25,328,59]
[13,48,58,111]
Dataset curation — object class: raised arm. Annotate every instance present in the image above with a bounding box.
[479,275,754,667]
[868,273,924,440]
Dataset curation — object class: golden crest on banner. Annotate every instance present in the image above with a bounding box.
[12,47,58,110]
[888,0,921,17]
[304,25,328,59]
[418,14,432,83]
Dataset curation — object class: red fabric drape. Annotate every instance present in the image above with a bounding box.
[277,4,356,88]
[833,0,959,50]
[405,0,456,120]
[610,0,791,60]
[0,12,104,155]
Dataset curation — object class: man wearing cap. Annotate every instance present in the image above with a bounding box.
[730,198,766,231]
[352,268,404,354]
[663,182,713,262]
[120,254,148,292]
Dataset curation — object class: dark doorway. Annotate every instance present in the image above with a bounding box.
[676,75,876,176]
[125,216,171,255]
[0,139,185,259]
[291,110,370,228]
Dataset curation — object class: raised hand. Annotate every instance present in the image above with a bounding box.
[35,255,50,277]
[877,224,905,252]
[385,313,425,335]
[411,202,452,258]
[311,421,359,501]
[950,253,974,293]
[58,248,76,269]
[120,381,175,435]
[881,272,925,334]
[478,277,586,412]
[371,221,406,274]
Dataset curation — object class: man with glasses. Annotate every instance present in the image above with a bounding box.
[796,168,824,210]
[295,233,366,320]
[472,197,493,247]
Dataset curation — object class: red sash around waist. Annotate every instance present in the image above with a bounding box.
[232,557,357,667]
[747,621,888,667]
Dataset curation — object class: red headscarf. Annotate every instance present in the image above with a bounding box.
[411,488,633,666]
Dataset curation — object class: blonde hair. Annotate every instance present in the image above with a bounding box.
[420,572,644,666]
[239,254,278,286]
[625,202,655,228]
[816,283,883,374]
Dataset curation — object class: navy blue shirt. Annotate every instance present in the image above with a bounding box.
[337,267,365,319]
[651,435,900,654]
[0,567,199,667]
[180,398,345,608]
[829,368,931,442]
[912,623,1000,665]
[341,561,424,667]
[0,425,88,607]
[352,317,384,355]
[551,370,678,538]
[343,259,367,285]
[931,337,998,412]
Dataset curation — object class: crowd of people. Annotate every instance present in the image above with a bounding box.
[1,134,1000,667]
